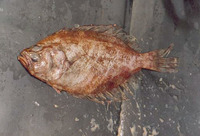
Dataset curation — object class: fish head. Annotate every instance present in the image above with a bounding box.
[18,44,52,81]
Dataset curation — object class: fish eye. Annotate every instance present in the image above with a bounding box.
[29,53,40,62]
[32,45,42,52]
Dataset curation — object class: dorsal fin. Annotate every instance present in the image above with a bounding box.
[71,24,141,52]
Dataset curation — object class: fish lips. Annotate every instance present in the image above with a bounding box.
[18,51,31,68]
[18,55,28,67]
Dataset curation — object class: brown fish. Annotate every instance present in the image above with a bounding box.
[18,25,178,104]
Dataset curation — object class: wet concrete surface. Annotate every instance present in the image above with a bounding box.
[0,0,200,136]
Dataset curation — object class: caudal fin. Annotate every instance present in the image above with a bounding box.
[142,44,178,73]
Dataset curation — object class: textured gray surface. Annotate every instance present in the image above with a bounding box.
[119,0,200,135]
[1,0,200,136]
[0,0,126,136]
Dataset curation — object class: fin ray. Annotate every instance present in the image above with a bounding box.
[142,44,178,73]
[72,24,140,51]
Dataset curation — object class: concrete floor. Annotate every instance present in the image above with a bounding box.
[0,0,125,136]
[119,0,200,135]
[0,0,200,136]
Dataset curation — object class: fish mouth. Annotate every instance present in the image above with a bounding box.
[18,55,28,67]
[18,51,30,68]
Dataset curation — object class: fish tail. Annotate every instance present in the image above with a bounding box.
[142,44,178,73]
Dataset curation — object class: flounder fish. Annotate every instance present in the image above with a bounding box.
[18,25,178,104]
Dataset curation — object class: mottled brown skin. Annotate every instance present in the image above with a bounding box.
[18,25,178,99]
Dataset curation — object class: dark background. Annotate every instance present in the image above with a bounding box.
[0,0,200,136]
